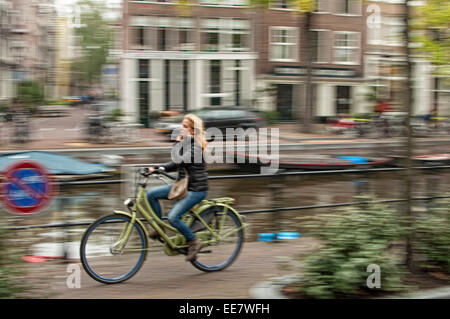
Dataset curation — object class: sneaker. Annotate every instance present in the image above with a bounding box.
[185,237,203,262]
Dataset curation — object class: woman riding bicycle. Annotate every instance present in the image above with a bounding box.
[146,114,208,262]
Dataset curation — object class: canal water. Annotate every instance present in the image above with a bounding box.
[2,167,448,260]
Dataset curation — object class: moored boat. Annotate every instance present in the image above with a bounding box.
[228,151,394,171]
[390,154,450,167]
[0,151,115,181]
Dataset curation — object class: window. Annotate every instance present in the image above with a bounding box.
[201,18,250,52]
[311,30,328,63]
[269,27,298,62]
[177,17,195,51]
[199,0,248,6]
[365,57,379,79]
[165,60,170,109]
[210,60,221,106]
[314,0,329,12]
[202,18,220,51]
[336,86,352,114]
[335,0,361,15]
[168,60,185,110]
[183,60,188,111]
[138,59,149,78]
[138,59,150,126]
[158,27,167,51]
[130,16,151,48]
[368,16,405,46]
[271,0,291,9]
[130,15,195,51]
[139,81,150,126]
[333,32,360,64]
[230,18,250,52]
[235,60,241,106]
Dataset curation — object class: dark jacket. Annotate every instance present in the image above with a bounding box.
[158,136,208,192]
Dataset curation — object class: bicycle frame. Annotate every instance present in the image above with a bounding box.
[112,181,246,256]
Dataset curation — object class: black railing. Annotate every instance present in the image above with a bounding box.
[56,165,450,185]
[3,164,450,230]
[6,194,450,231]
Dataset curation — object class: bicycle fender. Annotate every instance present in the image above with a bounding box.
[218,204,247,236]
[113,210,150,240]
[196,203,247,237]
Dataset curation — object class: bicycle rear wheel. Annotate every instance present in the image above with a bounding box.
[190,207,244,272]
[80,214,148,284]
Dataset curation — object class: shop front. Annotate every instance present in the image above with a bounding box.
[257,65,366,122]
[120,51,256,125]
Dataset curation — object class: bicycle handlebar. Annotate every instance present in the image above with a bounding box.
[154,169,176,180]
[139,167,176,180]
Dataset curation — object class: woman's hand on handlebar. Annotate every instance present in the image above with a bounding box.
[140,166,174,180]
[139,167,154,177]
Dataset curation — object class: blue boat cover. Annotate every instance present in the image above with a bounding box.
[336,156,369,164]
[0,151,112,175]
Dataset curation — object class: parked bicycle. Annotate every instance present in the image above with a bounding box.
[82,103,110,143]
[11,110,30,144]
[80,167,247,284]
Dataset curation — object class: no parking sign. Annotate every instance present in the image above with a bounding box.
[1,161,57,216]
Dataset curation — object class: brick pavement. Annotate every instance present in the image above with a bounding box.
[0,106,378,151]
[0,106,174,150]
[2,106,449,152]
[21,237,318,299]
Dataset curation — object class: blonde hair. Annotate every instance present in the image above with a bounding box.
[184,113,208,151]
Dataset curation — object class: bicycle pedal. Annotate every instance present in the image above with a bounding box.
[198,250,212,254]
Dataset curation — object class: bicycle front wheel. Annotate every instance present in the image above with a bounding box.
[191,207,244,272]
[80,214,148,284]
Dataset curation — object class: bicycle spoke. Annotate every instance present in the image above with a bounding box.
[80,215,147,284]
[191,209,243,272]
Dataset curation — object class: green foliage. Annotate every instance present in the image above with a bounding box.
[72,0,113,85]
[17,81,45,107]
[107,108,123,122]
[415,198,450,273]
[413,0,450,75]
[44,100,71,106]
[149,112,162,121]
[0,223,28,298]
[352,113,374,120]
[263,111,280,124]
[296,199,408,298]
[363,86,379,104]
[0,102,9,114]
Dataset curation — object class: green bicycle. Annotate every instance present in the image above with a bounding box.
[80,168,247,284]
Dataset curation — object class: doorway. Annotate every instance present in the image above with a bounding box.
[336,86,351,115]
[276,84,293,120]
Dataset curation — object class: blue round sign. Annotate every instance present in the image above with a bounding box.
[1,161,56,216]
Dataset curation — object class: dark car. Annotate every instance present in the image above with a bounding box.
[154,107,265,140]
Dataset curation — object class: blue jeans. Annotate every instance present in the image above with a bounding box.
[146,184,208,242]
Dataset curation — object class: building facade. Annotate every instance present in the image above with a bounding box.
[255,0,369,122]
[8,0,56,99]
[121,0,256,125]
[120,0,447,124]
[364,0,445,116]
[0,0,15,103]
[54,16,71,98]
